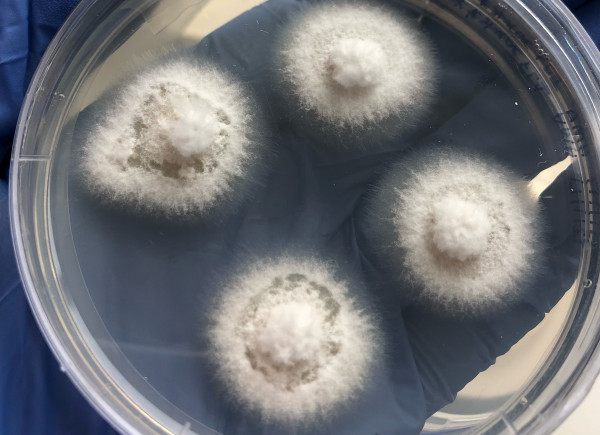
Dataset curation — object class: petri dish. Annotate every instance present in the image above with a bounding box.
[9,0,600,433]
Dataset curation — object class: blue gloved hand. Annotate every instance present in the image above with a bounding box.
[0,1,117,434]
[572,1,600,45]
[1,0,81,178]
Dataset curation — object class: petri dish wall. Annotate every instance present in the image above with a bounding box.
[10,0,600,433]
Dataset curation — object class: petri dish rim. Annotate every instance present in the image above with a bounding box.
[9,0,600,434]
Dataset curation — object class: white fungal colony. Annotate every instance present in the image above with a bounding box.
[82,61,258,215]
[368,150,541,313]
[209,257,378,424]
[279,2,436,128]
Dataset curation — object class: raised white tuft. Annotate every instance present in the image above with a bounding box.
[329,38,386,89]
[431,195,492,261]
[366,150,541,313]
[209,257,379,424]
[158,93,220,158]
[253,301,324,367]
[279,3,436,128]
[82,60,259,215]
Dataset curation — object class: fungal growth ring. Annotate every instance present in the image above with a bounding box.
[278,2,436,129]
[82,60,261,215]
[209,258,379,423]
[366,149,542,313]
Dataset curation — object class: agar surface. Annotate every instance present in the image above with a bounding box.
[82,61,259,215]
[367,150,542,313]
[278,2,436,129]
[208,257,379,424]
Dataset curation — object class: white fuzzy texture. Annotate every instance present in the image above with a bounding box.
[82,61,256,214]
[329,38,386,89]
[371,151,541,312]
[209,258,378,424]
[159,93,220,158]
[431,195,492,261]
[279,3,436,127]
[254,302,324,367]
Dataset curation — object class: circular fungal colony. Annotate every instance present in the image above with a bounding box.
[82,60,260,215]
[278,2,436,129]
[209,257,379,424]
[366,149,542,313]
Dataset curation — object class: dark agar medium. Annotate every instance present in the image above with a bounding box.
[47,0,591,434]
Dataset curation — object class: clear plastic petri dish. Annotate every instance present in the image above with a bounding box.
[9,0,600,433]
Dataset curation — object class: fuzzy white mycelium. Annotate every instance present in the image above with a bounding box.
[367,150,541,313]
[82,60,259,215]
[209,257,378,424]
[279,2,436,128]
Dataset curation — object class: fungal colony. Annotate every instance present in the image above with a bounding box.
[209,257,379,423]
[82,61,260,215]
[365,149,542,313]
[278,2,436,130]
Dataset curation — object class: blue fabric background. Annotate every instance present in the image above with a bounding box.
[0,1,598,434]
